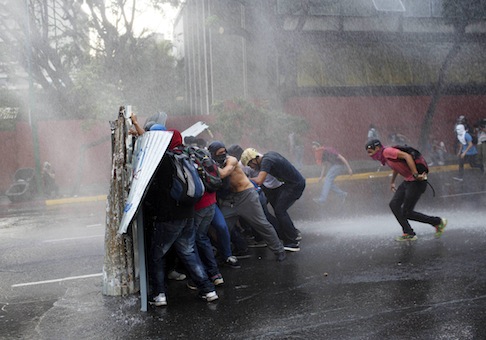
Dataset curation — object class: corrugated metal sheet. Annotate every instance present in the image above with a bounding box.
[118,131,173,234]
[181,121,210,139]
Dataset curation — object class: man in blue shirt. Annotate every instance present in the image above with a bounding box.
[454,124,484,181]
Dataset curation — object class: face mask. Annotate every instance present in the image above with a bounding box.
[370,148,385,165]
[213,153,227,166]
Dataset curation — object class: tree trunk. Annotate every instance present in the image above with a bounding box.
[419,41,462,150]
[102,109,136,296]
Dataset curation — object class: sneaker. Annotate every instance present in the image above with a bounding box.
[233,249,251,259]
[151,293,167,307]
[276,251,287,262]
[247,239,267,248]
[295,231,302,241]
[434,218,448,238]
[224,256,241,269]
[453,177,463,181]
[395,234,418,242]
[186,281,197,290]
[210,274,224,286]
[167,270,186,281]
[200,291,219,302]
[284,243,300,252]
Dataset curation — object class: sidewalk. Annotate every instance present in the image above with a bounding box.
[0,193,107,215]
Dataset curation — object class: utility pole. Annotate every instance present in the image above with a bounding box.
[102,107,136,296]
[24,0,43,195]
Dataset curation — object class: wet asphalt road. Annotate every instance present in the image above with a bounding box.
[1,197,486,339]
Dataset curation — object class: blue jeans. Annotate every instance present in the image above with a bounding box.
[194,204,220,278]
[211,205,235,258]
[318,164,347,203]
[151,218,214,295]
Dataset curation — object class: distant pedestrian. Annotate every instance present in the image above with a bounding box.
[430,139,447,166]
[42,161,59,198]
[365,139,447,241]
[367,124,379,141]
[477,119,486,169]
[312,145,352,205]
[453,124,484,181]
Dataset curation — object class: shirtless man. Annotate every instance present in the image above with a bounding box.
[207,141,286,262]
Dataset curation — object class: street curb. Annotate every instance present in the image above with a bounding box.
[306,164,459,184]
[45,195,107,206]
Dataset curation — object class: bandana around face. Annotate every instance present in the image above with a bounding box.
[455,124,466,145]
[213,152,227,166]
[370,148,386,165]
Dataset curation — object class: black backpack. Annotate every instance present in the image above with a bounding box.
[185,146,223,192]
[391,145,429,174]
[390,145,435,196]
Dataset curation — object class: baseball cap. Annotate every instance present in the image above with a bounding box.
[240,148,260,166]
[365,139,382,150]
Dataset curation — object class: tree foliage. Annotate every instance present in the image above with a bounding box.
[0,0,182,120]
[211,97,308,154]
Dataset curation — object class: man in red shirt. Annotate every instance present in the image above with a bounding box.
[311,142,353,205]
[365,139,447,241]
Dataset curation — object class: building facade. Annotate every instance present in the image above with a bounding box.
[174,0,486,158]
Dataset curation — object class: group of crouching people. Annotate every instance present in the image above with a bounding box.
[137,126,306,307]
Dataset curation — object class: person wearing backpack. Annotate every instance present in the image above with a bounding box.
[365,139,447,242]
[146,129,218,306]
[453,124,484,181]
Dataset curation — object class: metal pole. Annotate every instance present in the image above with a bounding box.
[24,0,43,195]
[136,210,148,311]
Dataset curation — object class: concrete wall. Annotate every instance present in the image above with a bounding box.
[284,94,486,163]
[1,94,484,196]
[0,115,209,195]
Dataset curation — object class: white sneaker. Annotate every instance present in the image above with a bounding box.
[167,270,186,281]
[151,293,167,306]
[201,291,218,302]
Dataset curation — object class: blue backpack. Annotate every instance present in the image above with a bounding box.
[166,149,205,205]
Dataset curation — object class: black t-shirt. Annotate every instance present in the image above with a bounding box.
[260,151,305,186]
